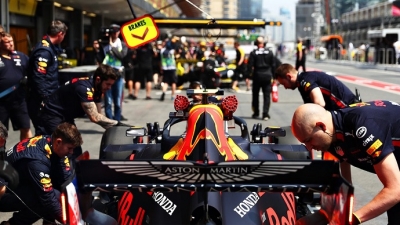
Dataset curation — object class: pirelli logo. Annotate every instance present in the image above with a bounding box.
[367,139,382,155]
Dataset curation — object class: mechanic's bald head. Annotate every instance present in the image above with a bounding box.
[256,36,264,48]
[291,104,334,151]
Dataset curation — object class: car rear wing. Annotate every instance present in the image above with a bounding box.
[76,160,354,225]
[76,160,347,193]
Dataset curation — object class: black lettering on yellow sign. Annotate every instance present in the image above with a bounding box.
[128,20,147,31]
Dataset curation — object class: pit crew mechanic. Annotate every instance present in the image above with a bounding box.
[36,64,125,156]
[0,121,7,198]
[0,123,82,225]
[0,32,32,140]
[275,63,359,111]
[292,101,400,225]
[27,20,68,134]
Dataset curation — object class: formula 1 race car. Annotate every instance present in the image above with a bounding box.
[73,89,355,225]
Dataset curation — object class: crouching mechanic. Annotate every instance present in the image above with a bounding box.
[291,101,400,225]
[36,64,128,156]
[0,121,8,199]
[0,123,81,224]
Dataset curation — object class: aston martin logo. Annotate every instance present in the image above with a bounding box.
[101,161,310,184]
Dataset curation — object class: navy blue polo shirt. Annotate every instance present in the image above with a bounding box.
[297,71,356,110]
[0,51,29,92]
[42,77,102,121]
[329,100,400,173]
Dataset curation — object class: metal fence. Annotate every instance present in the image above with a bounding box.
[317,47,399,65]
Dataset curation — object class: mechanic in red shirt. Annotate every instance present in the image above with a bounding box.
[292,101,400,225]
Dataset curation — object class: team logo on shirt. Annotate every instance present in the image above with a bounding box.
[37,65,47,74]
[13,59,21,66]
[87,87,94,101]
[304,82,311,91]
[38,57,48,62]
[38,61,47,67]
[42,40,50,47]
[39,174,53,192]
[362,134,374,146]
[366,139,382,156]
[335,146,344,156]
[44,144,52,158]
[356,126,367,138]
[349,102,370,108]
[64,157,70,171]
[371,150,382,159]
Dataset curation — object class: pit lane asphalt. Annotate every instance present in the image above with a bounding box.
[3,57,397,224]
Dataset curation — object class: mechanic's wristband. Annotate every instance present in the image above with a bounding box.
[352,212,362,224]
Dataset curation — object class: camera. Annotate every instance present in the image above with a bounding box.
[98,24,121,45]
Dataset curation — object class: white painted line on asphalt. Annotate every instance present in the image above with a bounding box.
[337,79,400,96]
[325,72,337,76]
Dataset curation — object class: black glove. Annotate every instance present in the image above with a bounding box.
[20,76,28,85]
[116,121,131,127]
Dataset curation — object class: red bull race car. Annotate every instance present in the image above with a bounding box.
[67,89,355,225]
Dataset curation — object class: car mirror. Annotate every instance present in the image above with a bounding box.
[263,126,286,137]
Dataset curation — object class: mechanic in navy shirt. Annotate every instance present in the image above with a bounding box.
[275,63,359,111]
[0,123,82,224]
[36,64,122,156]
[0,32,32,140]
[292,101,400,225]
[27,20,68,134]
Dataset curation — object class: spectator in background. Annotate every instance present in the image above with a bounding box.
[160,39,177,101]
[102,24,127,121]
[27,20,68,135]
[81,40,102,65]
[196,41,207,61]
[231,41,246,91]
[0,25,4,33]
[123,47,136,99]
[152,41,162,89]
[0,32,32,140]
[133,44,154,100]
[295,38,306,72]
[248,36,275,121]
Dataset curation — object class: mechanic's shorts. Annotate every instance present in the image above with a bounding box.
[0,88,30,131]
[134,67,153,83]
[162,69,177,85]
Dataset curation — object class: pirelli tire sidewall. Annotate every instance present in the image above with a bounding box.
[99,126,134,159]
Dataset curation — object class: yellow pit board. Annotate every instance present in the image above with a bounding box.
[121,14,160,48]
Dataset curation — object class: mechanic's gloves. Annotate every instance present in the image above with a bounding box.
[295,210,329,225]
[116,121,131,127]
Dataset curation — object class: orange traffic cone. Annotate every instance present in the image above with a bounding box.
[272,82,278,102]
